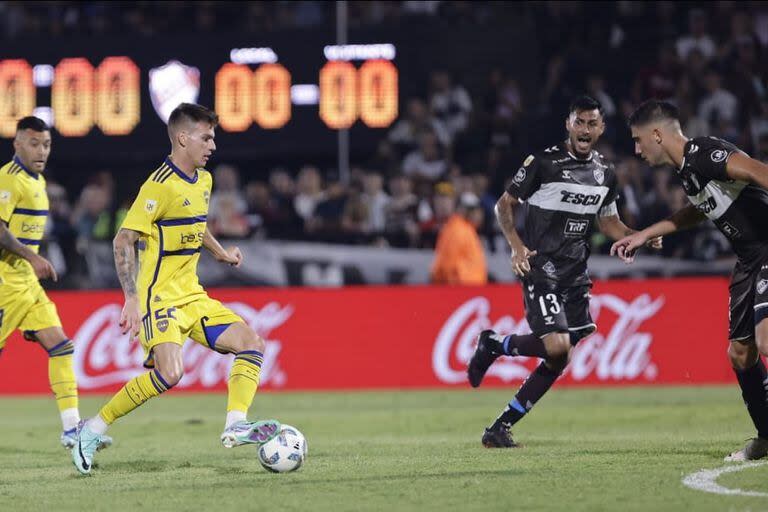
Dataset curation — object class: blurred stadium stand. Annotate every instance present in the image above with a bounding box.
[1,1,766,287]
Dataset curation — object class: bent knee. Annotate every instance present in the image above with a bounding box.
[728,339,758,370]
[156,367,184,387]
[543,333,571,363]
[236,328,266,354]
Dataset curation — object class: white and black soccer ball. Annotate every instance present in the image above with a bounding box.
[257,424,308,473]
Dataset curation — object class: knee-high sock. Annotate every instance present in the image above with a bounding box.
[98,370,173,425]
[47,340,79,429]
[227,351,263,415]
[734,358,768,439]
[490,362,561,430]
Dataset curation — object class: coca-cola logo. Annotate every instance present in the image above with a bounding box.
[432,293,664,384]
[73,301,293,390]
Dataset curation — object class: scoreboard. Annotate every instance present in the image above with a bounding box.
[0,40,399,160]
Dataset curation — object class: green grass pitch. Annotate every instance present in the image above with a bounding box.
[2,387,767,511]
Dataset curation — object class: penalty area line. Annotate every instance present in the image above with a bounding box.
[682,461,768,497]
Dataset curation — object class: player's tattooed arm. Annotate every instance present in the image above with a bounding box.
[113,228,140,298]
[725,152,768,191]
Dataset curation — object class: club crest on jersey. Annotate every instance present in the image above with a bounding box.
[513,167,526,184]
[757,280,768,295]
[542,261,556,277]
[156,319,169,333]
[149,60,201,124]
[593,168,604,185]
[145,199,157,213]
[0,190,9,204]
[710,149,728,163]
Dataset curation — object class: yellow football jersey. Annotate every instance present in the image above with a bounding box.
[0,157,49,286]
[121,157,213,337]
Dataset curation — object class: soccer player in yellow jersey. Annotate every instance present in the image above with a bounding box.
[0,117,112,450]
[72,104,280,475]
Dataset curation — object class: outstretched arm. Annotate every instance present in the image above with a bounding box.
[203,228,243,267]
[597,214,662,247]
[610,205,705,263]
[0,221,57,281]
[113,228,141,336]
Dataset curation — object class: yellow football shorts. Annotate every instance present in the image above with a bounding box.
[0,280,62,349]
[140,294,243,368]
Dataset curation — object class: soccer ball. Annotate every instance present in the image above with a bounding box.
[257,424,308,473]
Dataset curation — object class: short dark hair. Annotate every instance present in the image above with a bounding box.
[628,100,679,127]
[168,103,218,129]
[569,95,604,116]
[16,116,49,133]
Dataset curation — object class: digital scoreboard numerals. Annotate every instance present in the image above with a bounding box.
[319,59,398,129]
[0,55,398,137]
[215,63,292,131]
[0,60,36,138]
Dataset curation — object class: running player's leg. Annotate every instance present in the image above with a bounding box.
[187,298,279,447]
[32,327,79,446]
[72,310,185,474]
[482,281,571,448]
[725,261,768,461]
[15,286,92,448]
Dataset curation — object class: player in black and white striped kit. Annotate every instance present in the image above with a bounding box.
[613,100,768,461]
[467,96,661,448]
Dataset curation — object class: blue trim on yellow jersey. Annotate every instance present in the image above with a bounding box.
[13,208,48,216]
[164,157,198,184]
[12,157,40,180]
[17,238,41,245]
[162,248,201,256]
[157,216,207,226]
[153,165,174,183]
[144,226,165,340]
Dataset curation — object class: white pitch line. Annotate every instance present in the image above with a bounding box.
[682,461,768,497]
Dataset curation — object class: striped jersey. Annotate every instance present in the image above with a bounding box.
[506,143,618,285]
[120,157,213,329]
[677,137,768,268]
[0,157,49,286]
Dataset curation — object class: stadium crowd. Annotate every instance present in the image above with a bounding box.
[5,2,768,285]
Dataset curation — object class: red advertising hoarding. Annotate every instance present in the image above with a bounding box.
[0,279,734,394]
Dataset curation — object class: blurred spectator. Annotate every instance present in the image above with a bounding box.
[388,98,451,154]
[210,164,246,219]
[72,184,113,251]
[385,174,419,247]
[362,171,390,233]
[402,132,449,181]
[632,42,680,102]
[698,69,739,139]
[209,191,250,239]
[676,9,716,60]
[430,192,487,285]
[420,181,458,248]
[293,165,325,224]
[429,70,473,142]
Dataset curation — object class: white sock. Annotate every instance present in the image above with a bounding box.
[86,415,109,435]
[60,408,80,431]
[225,410,247,429]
